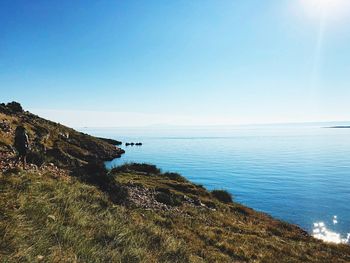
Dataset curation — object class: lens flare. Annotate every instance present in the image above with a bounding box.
[300,0,350,20]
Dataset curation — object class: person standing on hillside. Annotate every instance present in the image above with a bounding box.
[14,126,30,169]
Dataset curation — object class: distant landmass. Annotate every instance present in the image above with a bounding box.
[329,126,350,129]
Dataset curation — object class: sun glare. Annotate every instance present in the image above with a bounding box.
[300,0,350,20]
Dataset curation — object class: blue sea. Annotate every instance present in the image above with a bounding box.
[80,123,350,243]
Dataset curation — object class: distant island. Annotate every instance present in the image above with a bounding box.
[329,126,350,128]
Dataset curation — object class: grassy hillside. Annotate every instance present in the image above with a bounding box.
[1,164,350,262]
[0,102,124,168]
[1,102,350,262]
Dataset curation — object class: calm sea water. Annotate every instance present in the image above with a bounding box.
[80,124,350,243]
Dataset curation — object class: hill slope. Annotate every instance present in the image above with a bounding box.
[0,102,124,169]
[1,166,350,262]
[1,102,350,262]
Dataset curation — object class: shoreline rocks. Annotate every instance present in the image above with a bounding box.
[125,142,142,146]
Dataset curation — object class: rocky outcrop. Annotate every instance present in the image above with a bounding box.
[0,102,125,169]
[125,142,142,146]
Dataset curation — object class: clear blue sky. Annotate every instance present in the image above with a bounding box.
[1,0,350,127]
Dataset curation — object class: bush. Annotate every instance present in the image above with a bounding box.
[3,167,22,176]
[27,151,46,167]
[79,160,112,188]
[6,101,23,113]
[202,200,217,209]
[195,184,205,189]
[109,183,129,204]
[111,163,161,175]
[76,160,129,204]
[0,103,6,113]
[162,172,187,182]
[85,160,108,175]
[211,190,233,204]
[155,192,182,206]
[155,187,171,194]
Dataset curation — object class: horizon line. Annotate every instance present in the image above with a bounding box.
[75,120,350,130]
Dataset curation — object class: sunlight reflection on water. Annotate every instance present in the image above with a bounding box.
[313,217,350,244]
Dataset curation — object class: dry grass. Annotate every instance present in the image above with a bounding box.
[0,170,189,263]
[113,171,350,262]
[1,168,349,262]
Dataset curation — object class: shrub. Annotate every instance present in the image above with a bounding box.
[3,167,22,176]
[79,160,112,189]
[211,190,233,204]
[155,192,182,206]
[111,163,161,175]
[155,187,171,194]
[195,184,205,189]
[109,183,129,204]
[77,160,129,204]
[0,103,6,113]
[231,206,251,216]
[202,200,217,209]
[27,151,46,167]
[162,172,187,182]
[6,101,23,113]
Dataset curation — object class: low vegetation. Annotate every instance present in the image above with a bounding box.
[211,190,233,204]
[1,166,350,262]
[111,163,161,175]
[0,169,189,262]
